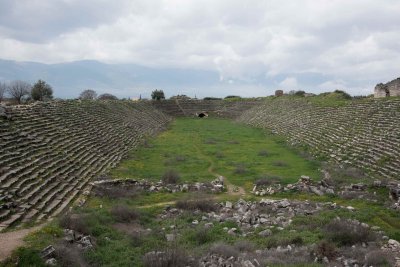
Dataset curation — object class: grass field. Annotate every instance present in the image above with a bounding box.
[111,118,320,190]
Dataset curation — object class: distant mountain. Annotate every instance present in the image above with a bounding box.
[1,59,374,98]
[0,59,221,99]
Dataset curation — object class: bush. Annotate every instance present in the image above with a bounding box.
[203,97,222,100]
[31,80,53,101]
[255,175,282,186]
[315,240,337,260]
[79,89,97,100]
[272,160,288,167]
[194,227,212,245]
[91,185,138,199]
[98,93,118,100]
[234,164,247,174]
[10,247,46,267]
[324,218,376,246]
[162,170,181,184]
[365,250,395,266]
[55,243,88,267]
[294,90,305,97]
[111,205,139,223]
[151,89,165,100]
[59,214,90,235]
[215,151,224,158]
[176,197,216,212]
[334,90,352,100]
[209,243,239,258]
[143,246,191,267]
[258,150,269,156]
[234,240,255,252]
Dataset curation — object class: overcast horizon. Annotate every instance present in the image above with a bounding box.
[1,0,400,98]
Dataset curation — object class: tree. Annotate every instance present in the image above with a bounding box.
[98,93,118,100]
[151,89,165,100]
[79,89,97,100]
[8,80,31,104]
[294,90,305,97]
[31,80,53,101]
[0,81,6,103]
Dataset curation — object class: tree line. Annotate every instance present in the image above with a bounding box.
[0,80,120,104]
[0,80,53,104]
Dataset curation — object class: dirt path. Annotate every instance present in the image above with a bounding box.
[204,153,246,197]
[0,224,45,262]
[138,201,177,209]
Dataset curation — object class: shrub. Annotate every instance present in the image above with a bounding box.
[209,243,239,258]
[111,205,139,223]
[365,250,395,266]
[130,231,144,247]
[234,164,247,174]
[324,218,376,246]
[31,80,53,101]
[143,246,191,267]
[10,247,46,267]
[215,151,224,158]
[162,170,181,184]
[258,150,269,156]
[234,240,255,252]
[79,89,97,100]
[59,214,90,235]
[55,243,88,267]
[151,89,165,100]
[204,138,217,144]
[255,175,282,186]
[272,160,288,167]
[176,197,216,212]
[91,185,138,199]
[315,240,337,260]
[294,90,305,97]
[98,93,118,100]
[203,97,222,100]
[194,227,212,245]
[175,155,186,162]
[334,90,352,100]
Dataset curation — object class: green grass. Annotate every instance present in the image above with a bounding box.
[111,118,320,190]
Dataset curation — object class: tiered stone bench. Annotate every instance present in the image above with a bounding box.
[0,100,171,230]
[238,97,400,181]
[152,99,261,118]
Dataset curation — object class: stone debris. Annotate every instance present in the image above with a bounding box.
[252,175,335,197]
[163,198,345,233]
[91,177,225,194]
[40,245,55,259]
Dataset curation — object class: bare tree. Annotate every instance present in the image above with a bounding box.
[0,81,6,103]
[79,89,97,100]
[8,80,31,104]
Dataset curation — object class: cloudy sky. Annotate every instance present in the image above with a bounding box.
[0,0,400,97]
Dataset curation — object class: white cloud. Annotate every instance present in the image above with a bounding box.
[0,0,399,95]
[279,77,298,91]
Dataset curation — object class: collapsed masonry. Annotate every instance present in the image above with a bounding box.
[375,77,400,98]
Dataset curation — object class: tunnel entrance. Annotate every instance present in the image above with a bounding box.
[197,112,208,118]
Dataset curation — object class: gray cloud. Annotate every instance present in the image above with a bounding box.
[0,0,399,96]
